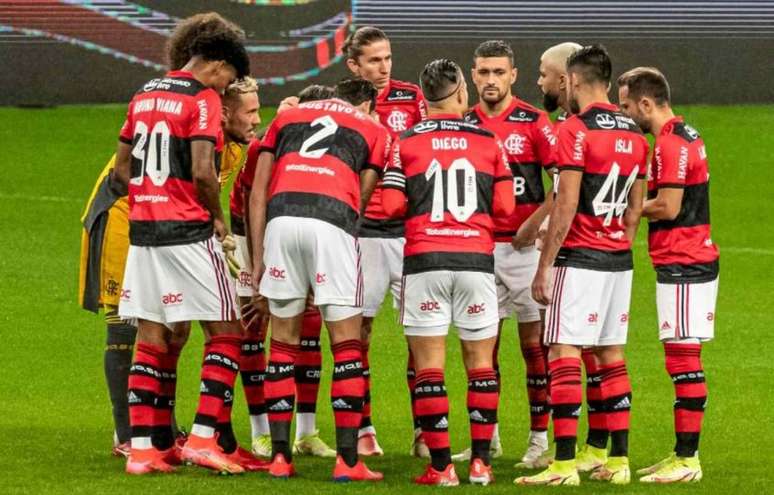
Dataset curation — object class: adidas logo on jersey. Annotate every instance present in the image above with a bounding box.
[661,321,672,330]
[128,391,141,404]
[435,417,449,429]
[332,398,352,410]
[469,410,486,422]
[269,399,293,411]
[613,396,632,410]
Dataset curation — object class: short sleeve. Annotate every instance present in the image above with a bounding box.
[493,137,514,183]
[118,100,134,144]
[381,139,405,192]
[189,89,222,142]
[654,136,686,187]
[555,118,586,172]
[533,112,557,168]
[240,138,262,190]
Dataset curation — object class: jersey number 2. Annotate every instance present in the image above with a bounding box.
[299,115,338,159]
[425,158,478,222]
[130,121,171,187]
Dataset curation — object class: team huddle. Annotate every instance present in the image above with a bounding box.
[79,13,718,487]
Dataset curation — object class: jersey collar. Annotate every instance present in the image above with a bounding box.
[474,96,519,121]
[660,115,684,136]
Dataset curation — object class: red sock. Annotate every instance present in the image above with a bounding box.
[415,368,451,471]
[240,334,266,419]
[331,339,364,466]
[153,344,181,450]
[295,310,322,415]
[581,348,607,448]
[264,339,299,459]
[128,342,164,448]
[549,357,582,461]
[467,368,499,465]
[192,334,241,435]
[522,344,549,432]
[599,360,631,457]
[359,341,373,432]
[665,343,706,457]
[407,351,420,430]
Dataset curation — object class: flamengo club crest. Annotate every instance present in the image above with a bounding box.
[504,132,526,155]
[387,109,409,132]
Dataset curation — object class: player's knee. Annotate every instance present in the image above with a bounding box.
[518,318,543,346]
[594,344,625,365]
[319,304,361,323]
[268,298,307,319]
[460,323,498,369]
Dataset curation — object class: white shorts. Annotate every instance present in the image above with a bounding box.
[400,270,499,340]
[544,266,632,347]
[657,278,718,342]
[260,217,363,312]
[234,235,255,297]
[234,235,255,298]
[360,237,405,317]
[119,236,239,325]
[494,243,543,323]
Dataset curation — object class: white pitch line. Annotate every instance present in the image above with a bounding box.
[0,192,81,204]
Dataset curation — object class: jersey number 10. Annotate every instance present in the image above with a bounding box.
[130,121,171,187]
[425,158,478,223]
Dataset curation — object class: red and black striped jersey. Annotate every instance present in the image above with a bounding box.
[260,98,390,236]
[360,79,428,238]
[119,70,224,246]
[464,97,556,241]
[381,115,515,275]
[648,116,719,283]
[555,103,649,271]
[229,138,261,236]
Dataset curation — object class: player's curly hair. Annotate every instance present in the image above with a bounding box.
[567,44,612,85]
[473,40,514,67]
[342,26,389,60]
[335,77,377,113]
[165,12,246,71]
[420,58,463,103]
[298,84,335,103]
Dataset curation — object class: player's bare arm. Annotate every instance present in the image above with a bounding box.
[111,142,132,195]
[248,150,274,287]
[513,179,554,249]
[532,170,581,305]
[643,187,684,221]
[191,140,227,240]
[624,178,646,242]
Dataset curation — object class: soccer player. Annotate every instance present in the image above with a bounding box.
[78,12,246,458]
[382,59,515,486]
[343,25,427,456]
[112,28,251,475]
[537,42,583,125]
[461,40,556,466]
[617,67,717,483]
[232,84,339,459]
[249,78,388,481]
[515,45,649,486]
[538,41,619,473]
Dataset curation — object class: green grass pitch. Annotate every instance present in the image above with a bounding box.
[0,103,772,494]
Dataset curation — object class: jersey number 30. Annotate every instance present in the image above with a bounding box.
[425,158,478,222]
[130,121,171,187]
